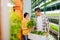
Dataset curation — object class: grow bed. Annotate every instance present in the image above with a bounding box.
[28,31,47,40]
[50,23,59,35]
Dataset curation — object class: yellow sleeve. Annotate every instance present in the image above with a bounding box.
[22,20,27,30]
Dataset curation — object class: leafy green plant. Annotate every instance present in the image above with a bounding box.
[49,18,59,24]
[26,19,36,28]
[50,24,58,32]
[31,31,46,36]
[10,11,21,40]
[46,13,59,17]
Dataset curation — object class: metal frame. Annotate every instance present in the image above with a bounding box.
[0,0,2,40]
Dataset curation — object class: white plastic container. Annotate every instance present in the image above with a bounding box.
[28,33,48,40]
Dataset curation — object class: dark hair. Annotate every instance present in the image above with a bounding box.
[35,8,41,12]
[24,12,29,18]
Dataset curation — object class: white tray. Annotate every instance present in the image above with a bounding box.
[28,33,48,40]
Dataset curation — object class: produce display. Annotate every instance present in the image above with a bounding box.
[10,11,21,40]
[31,31,46,36]
[41,0,57,7]
[49,18,59,24]
[26,19,36,28]
[50,24,58,32]
[46,13,59,17]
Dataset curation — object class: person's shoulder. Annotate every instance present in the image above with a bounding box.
[42,14,48,19]
[41,12,47,17]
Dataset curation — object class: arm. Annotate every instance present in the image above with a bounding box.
[46,16,50,36]
[47,18,50,33]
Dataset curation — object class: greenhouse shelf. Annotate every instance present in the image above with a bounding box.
[49,23,59,35]
[40,0,60,11]
[48,16,59,19]
[50,29,58,36]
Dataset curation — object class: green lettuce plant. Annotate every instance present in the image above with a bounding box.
[26,19,36,28]
[10,11,21,40]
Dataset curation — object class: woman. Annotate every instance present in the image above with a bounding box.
[22,12,31,40]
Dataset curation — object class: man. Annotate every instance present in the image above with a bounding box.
[35,8,49,39]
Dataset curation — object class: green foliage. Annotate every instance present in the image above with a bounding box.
[46,13,59,17]
[50,24,58,32]
[49,18,59,24]
[31,13,35,18]
[26,19,36,28]
[31,31,46,36]
[10,11,21,40]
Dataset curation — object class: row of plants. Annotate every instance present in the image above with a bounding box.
[31,13,59,18]
[50,23,59,32]
[46,13,59,17]
[49,18,59,24]
[31,30,46,36]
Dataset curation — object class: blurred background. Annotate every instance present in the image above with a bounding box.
[31,0,60,40]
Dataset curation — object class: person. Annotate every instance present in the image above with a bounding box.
[22,12,31,40]
[35,8,50,40]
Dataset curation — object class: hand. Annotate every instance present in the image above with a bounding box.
[30,26,35,32]
[46,32,49,37]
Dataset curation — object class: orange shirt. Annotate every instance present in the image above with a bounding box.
[22,19,31,35]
